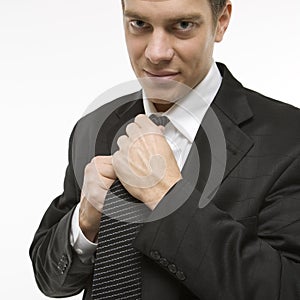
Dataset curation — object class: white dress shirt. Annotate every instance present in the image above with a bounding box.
[70,62,222,263]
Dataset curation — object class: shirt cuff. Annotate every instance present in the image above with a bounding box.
[70,203,97,263]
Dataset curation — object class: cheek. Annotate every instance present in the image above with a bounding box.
[177,44,204,70]
[179,37,214,68]
[126,37,145,60]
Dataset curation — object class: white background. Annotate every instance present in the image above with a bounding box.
[0,0,299,299]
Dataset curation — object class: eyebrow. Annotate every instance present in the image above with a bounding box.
[124,11,203,23]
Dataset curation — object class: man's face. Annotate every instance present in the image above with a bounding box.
[123,0,231,108]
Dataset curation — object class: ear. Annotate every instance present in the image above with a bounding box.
[215,1,232,43]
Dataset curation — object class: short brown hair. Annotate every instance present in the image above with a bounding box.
[209,0,227,23]
[121,0,227,23]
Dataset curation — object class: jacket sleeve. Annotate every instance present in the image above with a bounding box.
[29,126,94,297]
[133,154,300,300]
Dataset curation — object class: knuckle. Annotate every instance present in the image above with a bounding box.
[113,150,120,159]
[90,157,99,167]
[134,114,145,122]
[117,135,127,145]
[112,151,120,164]
[84,163,92,174]
[126,123,135,133]
[91,156,103,164]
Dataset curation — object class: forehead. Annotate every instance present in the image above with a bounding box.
[123,0,212,21]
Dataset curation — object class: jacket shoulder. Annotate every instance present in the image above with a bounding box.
[243,87,300,134]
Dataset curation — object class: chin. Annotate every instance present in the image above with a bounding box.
[142,82,191,105]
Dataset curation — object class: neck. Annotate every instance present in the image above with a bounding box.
[154,102,174,112]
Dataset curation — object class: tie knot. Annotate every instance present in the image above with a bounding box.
[149,114,170,127]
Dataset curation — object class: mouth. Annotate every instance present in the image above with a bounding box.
[143,70,180,80]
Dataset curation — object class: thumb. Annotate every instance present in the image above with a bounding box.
[158,125,165,134]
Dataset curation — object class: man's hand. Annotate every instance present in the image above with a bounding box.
[113,114,182,210]
[79,156,116,242]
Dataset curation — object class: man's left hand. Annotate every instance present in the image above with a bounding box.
[112,114,182,210]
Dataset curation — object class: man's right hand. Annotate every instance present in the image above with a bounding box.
[79,156,116,242]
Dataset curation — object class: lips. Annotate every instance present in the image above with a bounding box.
[144,69,180,79]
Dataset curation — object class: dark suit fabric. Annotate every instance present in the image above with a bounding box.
[30,63,300,299]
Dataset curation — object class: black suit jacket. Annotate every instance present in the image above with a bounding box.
[30,63,300,299]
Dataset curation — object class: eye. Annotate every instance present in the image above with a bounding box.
[129,20,149,30]
[174,21,194,31]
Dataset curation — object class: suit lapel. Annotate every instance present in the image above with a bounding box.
[185,64,254,204]
[213,63,254,181]
[212,102,254,181]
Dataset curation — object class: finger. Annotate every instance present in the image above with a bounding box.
[117,135,129,151]
[135,114,161,132]
[90,156,116,181]
[133,114,147,127]
[112,150,130,176]
[84,161,108,190]
[97,163,116,179]
[92,155,113,165]
[158,125,165,134]
[84,162,96,178]
[126,122,141,139]
[134,114,154,128]
[112,150,121,167]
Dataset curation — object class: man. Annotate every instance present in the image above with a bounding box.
[30,0,300,299]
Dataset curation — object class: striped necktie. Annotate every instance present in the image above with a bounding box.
[91,114,169,300]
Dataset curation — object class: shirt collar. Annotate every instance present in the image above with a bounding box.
[143,62,222,142]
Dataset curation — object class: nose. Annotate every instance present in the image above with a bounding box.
[145,29,174,64]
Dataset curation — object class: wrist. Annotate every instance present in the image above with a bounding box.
[143,173,182,210]
[79,205,102,242]
[79,217,100,242]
